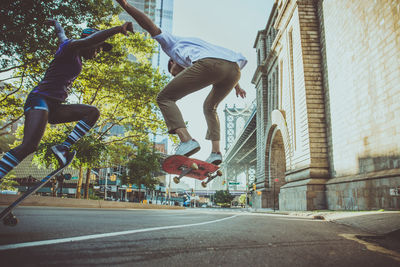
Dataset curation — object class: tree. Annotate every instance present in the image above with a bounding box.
[0,172,19,191]
[0,82,24,137]
[0,134,16,153]
[239,194,246,207]
[1,0,119,73]
[121,142,161,202]
[214,190,234,207]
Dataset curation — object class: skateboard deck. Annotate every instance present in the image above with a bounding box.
[0,151,76,226]
[162,155,222,188]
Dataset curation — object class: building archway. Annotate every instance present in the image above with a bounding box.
[262,110,290,209]
[268,129,286,210]
[262,127,286,209]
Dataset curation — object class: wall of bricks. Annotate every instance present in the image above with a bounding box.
[319,0,400,177]
[319,0,400,210]
[251,0,399,210]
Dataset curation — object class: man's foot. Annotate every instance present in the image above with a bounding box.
[205,152,222,165]
[175,139,200,157]
[51,144,71,167]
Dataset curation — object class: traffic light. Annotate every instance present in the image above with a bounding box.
[222,180,226,185]
[253,184,256,190]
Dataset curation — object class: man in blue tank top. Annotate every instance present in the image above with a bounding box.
[0,20,133,180]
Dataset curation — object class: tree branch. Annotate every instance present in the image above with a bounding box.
[0,115,24,136]
[97,117,127,140]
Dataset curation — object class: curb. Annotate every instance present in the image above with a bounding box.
[0,195,184,210]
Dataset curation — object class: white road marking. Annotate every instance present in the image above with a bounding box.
[0,215,239,251]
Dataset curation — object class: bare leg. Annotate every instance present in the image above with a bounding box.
[211,140,220,153]
[0,109,48,179]
[11,109,48,160]
[49,104,99,148]
[48,104,99,125]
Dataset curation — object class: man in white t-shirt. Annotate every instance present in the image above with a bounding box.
[117,0,247,165]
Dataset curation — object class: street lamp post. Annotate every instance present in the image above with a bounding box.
[104,169,107,200]
[273,178,279,211]
[245,165,249,209]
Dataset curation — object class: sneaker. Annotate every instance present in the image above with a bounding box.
[175,139,200,157]
[205,152,222,165]
[51,144,71,167]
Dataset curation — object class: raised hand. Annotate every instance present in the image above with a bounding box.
[120,22,134,35]
[235,84,247,98]
[116,0,128,7]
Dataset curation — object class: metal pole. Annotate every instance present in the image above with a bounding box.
[245,165,249,209]
[273,179,275,212]
[157,0,164,67]
[168,174,171,205]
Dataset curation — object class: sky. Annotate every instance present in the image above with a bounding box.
[168,0,274,161]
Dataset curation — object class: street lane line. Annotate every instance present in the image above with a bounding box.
[0,215,239,251]
[340,234,400,262]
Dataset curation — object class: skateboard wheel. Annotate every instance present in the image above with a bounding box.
[201,181,207,188]
[216,170,223,176]
[3,214,18,226]
[173,176,180,184]
[190,163,198,170]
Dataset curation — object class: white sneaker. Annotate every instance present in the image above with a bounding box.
[175,139,200,157]
[205,152,222,165]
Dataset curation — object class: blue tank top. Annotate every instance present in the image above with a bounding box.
[32,39,82,102]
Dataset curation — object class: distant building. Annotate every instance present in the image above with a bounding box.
[154,137,168,154]
[120,0,174,73]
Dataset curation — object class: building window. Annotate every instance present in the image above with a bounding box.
[263,37,267,60]
[279,60,283,109]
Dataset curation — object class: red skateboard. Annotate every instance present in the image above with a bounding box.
[162,155,223,188]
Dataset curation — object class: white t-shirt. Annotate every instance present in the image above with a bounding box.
[153,31,247,70]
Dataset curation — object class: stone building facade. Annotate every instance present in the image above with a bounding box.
[252,0,400,210]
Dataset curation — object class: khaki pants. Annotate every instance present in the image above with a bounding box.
[156,58,241,141]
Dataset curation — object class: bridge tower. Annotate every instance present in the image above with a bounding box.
[223,103,254,152]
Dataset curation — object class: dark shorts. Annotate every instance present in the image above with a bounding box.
[23,92,62,114]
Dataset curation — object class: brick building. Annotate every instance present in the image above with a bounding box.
[252,0,399,210]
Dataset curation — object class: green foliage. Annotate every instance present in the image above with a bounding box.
[120,142,161,191]
[0,83,24,137]
[0,134,16,153]
[214,190,234,206]
[106,142,136,167]
[0,171,19,191]
[239,194,246,205]
[1,0,119,71]
[28,126,66,169]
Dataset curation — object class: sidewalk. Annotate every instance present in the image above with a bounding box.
[0,194,184,210]
[251,208,400,236]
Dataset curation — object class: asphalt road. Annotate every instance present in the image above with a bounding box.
[0,207,399,267]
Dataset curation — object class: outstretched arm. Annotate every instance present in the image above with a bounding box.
[45,19,68,44]
[235,83,246,98]
[68,22,133,51]
[116,0,161,37]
